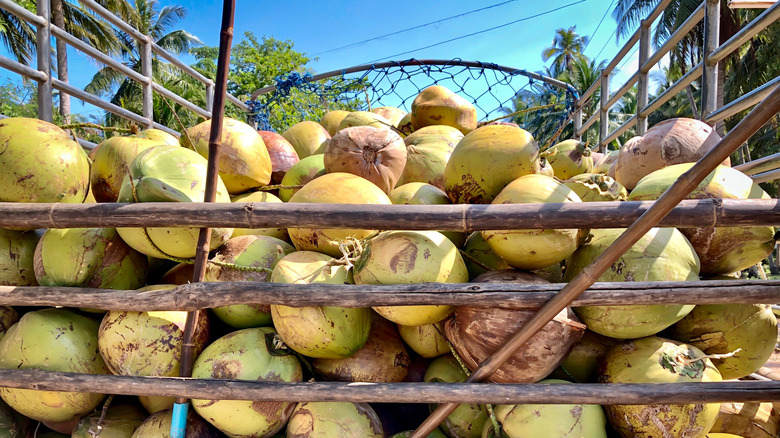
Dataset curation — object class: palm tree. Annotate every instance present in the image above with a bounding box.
[541,26,589,73]
[0,1,36,64]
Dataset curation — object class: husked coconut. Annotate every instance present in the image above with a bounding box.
[324,126,407,193]
[258,130,299,184]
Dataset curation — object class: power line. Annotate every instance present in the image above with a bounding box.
[367,0,589,64]
[314,0,522,56]
[592,25,618,62]
[583,0,615,53]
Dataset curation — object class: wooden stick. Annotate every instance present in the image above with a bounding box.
[0,369,777,405]
[1,280,778,311]
[411,84,780,437]
[0,199,777,230]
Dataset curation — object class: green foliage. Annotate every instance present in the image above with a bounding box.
[541,26,589,73]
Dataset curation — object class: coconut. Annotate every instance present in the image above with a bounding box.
[115,145,233,259]
[89,134,160,202]
[270,251,372,359]
[137,128,178,145]
[481,174,584,270]
[542,139,594,179]
[278,154,327,202]
[460,232,511,279]
[391,430,449,438]
[599,336,722,438]
[0,307,18,344]
[613,117,729,190]
[562,173,628,202]
[398,125,463,190]
[424,354,489,438]
[709,401,779,438]
[629,163,776,275]
[182,117,272,194]
[287,173,391,257]
[320,110,351,136]
[412,85,478,134]
[312,312,410,382]
[324,126,407,193]
[72,403,147,438]
[258,130,300,184]
[538,156,555,177]
[444,124,540,204]
[34,227,148,290]
[286,402,384,437]
[0,309,109,424]
[159,262,194,285]
[446,270,585,383]
[230,191,289,241]
[667,304,777,380]
[191,327,303,437]
[398,321,449,358]
[372,106,408,126]
[339,111,394,131]
[205,235,295,329]
[389,182,467,247]
[550,330,619,383]
[397,112,414,135]
[131,408,219,437]
[0,228,40,286]
[0,397,30,437]
[564,227,699,339]
[487,380,608,438]
[0,117,90,203]
[593,149,619,174]
[282,120,331,158]
[354,230,469,326]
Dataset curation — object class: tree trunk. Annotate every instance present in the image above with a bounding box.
[51,0,70,124]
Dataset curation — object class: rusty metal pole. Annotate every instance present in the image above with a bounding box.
[410,84,780,438]
[170,0,235,436]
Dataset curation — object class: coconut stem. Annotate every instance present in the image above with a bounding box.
[458,250,494,273]
[88,394,114,437]
[253,183,304,191]
[160,95,196,151]
[679,348,743,365]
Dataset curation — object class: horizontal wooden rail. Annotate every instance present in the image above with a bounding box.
[2,281,778,311]
[640,3,705,74]
[0,199,777,230]
[0,369,776,404]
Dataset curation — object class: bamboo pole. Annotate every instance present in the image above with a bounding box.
[411,85,780,437]
[172,0,235,435]
[0,369,777,405]
[0,199,778,230]
[1,281,778,311]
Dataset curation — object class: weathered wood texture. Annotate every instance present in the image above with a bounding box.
[0,369,777,404]
[1,280,778,311]
[0,199,777,230]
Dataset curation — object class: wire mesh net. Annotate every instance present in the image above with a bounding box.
[245,59,578,147]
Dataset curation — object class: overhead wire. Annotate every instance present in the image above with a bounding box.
[582,0,615,53]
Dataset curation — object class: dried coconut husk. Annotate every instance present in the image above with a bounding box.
[445,270,586,383]
[709,401,779,438]
[324,126,408,194]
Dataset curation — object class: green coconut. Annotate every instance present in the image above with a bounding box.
[0,307,18,344]
[89,134,161,202]
[667,304,777,380]
[354,230,469,326]
[287,172,391,257]
[131,408,219,437]
[629,163,776,275]
[398,125,463,190]
[270,251,372,359]
[542,139,594,179]
[230,191,289,240]
[34,227,148,290]
[397,321,449,358]
[192,327,302,437]
[206,235,295,328]
[320,110,351,136]
[286,402,384,437]
[338,111,394,131]
[593,149,619,174]
[482,174,584,270]
[599,336,722,438]
[444,124,540,204]
[550,330,619,383]
[424,354,489,438]
[282,120,331,158]
[312,312,410,382]
[412,85,478,134]
[460,232,511,279]
[562,173,628,202]
[115,145,233,259]
[0,228,40,286]
[487,379,608,438]
[565,227,698,339]
[278,154,327,202]
[72,403,147,438]
[372,106,408,127]
[182,117,272,194]
[397,112,414,135]
[389,182,467,247]
[0,117,90,203]
[0,309,108,424]
[391,430,448,438]
[0,397,30,437]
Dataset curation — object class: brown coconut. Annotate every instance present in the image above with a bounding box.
[613,118,730,190]
[258,130,299,184]
[709,401,779,438]
[324,126,407,194]
[445,270,586,383]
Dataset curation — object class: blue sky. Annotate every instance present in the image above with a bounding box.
[1,0,660,122]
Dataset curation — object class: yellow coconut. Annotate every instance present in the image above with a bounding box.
[397,321,449,358]
[137,128,179,145]
[89,134,161,202]
[398,125,463,190]
[389,182,467,247]
[412,85,478,134]
[542,139,594,179]
[287,172,391,257]
[230,191,289,240]
[282,120,331,158]
[371,106,407,126]
[0,228,40,286]
[338,111,394,131]
[563,173,628,202]
[286,402,384,437]
[481,174,583,270]
[319,110,351,136]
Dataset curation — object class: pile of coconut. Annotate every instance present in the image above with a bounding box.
[0,83,776,438]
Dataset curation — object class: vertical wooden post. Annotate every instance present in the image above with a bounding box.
[637,19,651,135]
[572,103,582,141]
[36,0,53,123]
[140,37,154,128]
[599,74,609,152]
[702,0,720,123]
